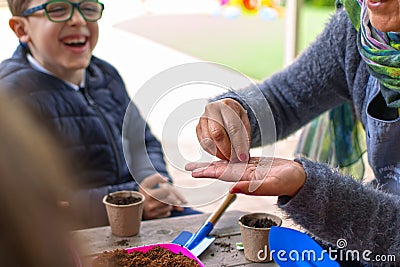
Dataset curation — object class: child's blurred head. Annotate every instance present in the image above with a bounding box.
[0,89,82,267]
[7,0,104,84]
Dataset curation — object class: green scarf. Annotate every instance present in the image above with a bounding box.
[296,0,400,179]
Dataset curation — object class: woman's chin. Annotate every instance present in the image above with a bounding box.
[369,12,400,32]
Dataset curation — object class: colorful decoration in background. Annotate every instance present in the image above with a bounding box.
[216,0,284,20]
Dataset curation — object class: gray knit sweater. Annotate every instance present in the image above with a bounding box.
[217,8,400,265]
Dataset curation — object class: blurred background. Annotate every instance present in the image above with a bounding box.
[0,0,335,218]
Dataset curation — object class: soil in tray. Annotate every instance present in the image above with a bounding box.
[105,194,141,205]
[92,246,200,267]
[241,217,277,228]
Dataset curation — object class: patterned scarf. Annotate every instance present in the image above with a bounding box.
[350,0,400,107]
[297,0,400,179]
[296,0,400,180]
[296,104,366,180]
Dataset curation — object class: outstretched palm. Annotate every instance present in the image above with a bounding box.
[186,157,305,197]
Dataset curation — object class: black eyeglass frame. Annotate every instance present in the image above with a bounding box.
[21,0,105,22]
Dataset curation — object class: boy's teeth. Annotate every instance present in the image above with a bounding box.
[64,37,86,44]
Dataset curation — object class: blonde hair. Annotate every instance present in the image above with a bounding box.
[0,92,80,267]
[7,0,31,15]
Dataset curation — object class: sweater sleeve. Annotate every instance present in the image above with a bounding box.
[278,158,400,265]
[213,9,361,147]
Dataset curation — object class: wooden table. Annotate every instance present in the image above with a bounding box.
[72,210,279,266]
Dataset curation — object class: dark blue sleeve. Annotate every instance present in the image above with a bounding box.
[144,124,171,181]
[71,181,140,228]
[123,102,171,183]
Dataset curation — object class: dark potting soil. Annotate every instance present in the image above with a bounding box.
[106,194,141,205]
[92,246,200,267]
[241,217,277,228]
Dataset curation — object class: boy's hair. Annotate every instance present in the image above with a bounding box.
[7,0,31,16]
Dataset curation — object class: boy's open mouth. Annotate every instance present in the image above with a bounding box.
[62,36,88,47]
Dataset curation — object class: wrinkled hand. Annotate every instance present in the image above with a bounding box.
[57,201,70,209]
[139,173,187,220]
[196,99,251,162]
[186,157,306,197]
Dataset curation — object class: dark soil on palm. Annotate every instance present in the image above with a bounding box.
[92,246,200,267]
[106,195,141,205]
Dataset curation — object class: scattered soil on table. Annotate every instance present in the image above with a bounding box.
[114,239,130,246]
[105,194,141,205]
[92,246,200,267]
[214,241,234,252]
[241,217,277,228]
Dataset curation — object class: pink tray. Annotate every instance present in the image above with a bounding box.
[126,243,204,267]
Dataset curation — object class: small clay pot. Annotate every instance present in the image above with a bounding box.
[238,212,282,263]
[103,191,145,237]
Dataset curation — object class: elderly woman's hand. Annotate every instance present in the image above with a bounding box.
[196,99,251,162]
[186,157,306,197]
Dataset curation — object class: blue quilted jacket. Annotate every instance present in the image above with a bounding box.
[0,45,169,227]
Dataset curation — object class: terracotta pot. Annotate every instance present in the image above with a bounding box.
[238,212,282,263]
[103,191,145,237]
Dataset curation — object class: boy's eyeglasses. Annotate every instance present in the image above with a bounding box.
[21,0,104,23]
